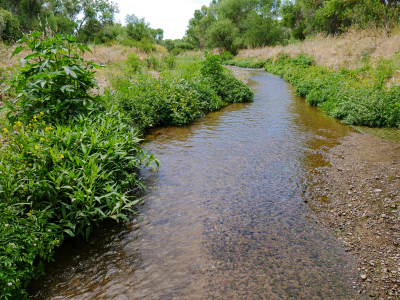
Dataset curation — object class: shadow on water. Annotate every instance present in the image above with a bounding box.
[28,69,367,299]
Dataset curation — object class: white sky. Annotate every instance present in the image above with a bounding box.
[114,0,211,40]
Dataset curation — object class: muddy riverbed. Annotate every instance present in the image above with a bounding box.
[27,68,400,299]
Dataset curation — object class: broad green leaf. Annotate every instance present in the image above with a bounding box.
[62,66,77,78]
[11,46,24,58]
[31,32,42,38]
[64,229,75,237]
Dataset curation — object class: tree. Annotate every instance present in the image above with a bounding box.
[244,10,282,47]
[0,8,22,44]
[206,19,239,54]
[125,14,151,41]
[150,28,163,43]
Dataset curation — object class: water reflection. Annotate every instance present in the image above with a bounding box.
[28,69,365,299]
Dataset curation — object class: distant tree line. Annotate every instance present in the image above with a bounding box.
[185,0,400,54]
[0,0,165,46]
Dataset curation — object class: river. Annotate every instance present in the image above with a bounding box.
[28,69,365,299]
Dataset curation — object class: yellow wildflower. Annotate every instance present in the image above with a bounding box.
[35,145,39,150]
[2,128,8,133]
[60,154,64,159]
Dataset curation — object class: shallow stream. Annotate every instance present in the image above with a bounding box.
[29,69,365,299]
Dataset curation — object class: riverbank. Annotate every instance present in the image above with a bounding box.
[309,131,400,298]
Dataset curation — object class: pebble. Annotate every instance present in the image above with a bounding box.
[361,274,368,280]
[374,189,383,192]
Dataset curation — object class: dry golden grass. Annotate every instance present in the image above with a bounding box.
[0,42,168,70]
[238,28,400,70]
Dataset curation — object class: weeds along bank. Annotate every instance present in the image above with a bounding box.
[0,33,253,299]
[103,51,253,130]
[224,34,400,128]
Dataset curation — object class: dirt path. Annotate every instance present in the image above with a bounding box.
[309,132,400,298]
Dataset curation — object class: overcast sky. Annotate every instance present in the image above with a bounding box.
[114,0,211,40]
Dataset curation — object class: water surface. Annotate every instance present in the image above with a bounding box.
[29,69,364,299]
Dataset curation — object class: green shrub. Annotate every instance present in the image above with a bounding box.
[144,54,161,70]
[170,47,184,55]
[0,203,63,299]
[220,51,234,62]
[106,73,223,128]
[4,32,100,125]
[163,54,176,69]
[264,54,400,127]
[106,52,253,130]
[0,9,22,44]
[120,38,156,53]
[201,52,254,103]
[0,110,157,299]
[223,58,265,68]
[200,51,224,80]
[126,52,143,72]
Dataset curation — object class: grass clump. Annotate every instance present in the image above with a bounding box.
[264,54,400,127]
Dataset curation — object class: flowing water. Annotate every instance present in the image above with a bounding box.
[28,69,365,299]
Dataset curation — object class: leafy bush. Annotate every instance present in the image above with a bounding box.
[220,51,234,62]
[0,32,159,299]
[0,110,158,299]
[223,58,265,68]
[106,52,253,129]
[201,52,254,103]
[126,52,143,72]
[106,73,223,128]
[120,38,156,53]
[0,8,22,44]
[0,203,63,299]
[200,51,224,80]
[4,32,100,125]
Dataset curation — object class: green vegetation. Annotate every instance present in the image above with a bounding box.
[0,33,158,299]
[264,54,400,127]
[105,51,253,131]
[224,58,266,68]
[0,32,253,299]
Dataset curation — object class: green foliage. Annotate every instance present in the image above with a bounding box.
[106,52,253,130]
[0,109,158,299]
[4,32,100,125]
[186,0,283,51]
[220,51,234,62]
[243,10,283,47]
[126,52,142,72]
[0,32,159,299]
[205,19,239,55]
[200,52,254,103]
[106,72,222,128]
[0,203,63,299]
[0,8,22,44]
[200,51,224,79]
[125,14,151,41]
[120,38,156,53]
[223,57,265,68]
[265,54,400,127]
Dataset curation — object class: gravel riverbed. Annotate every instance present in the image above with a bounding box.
[309,132,400,299]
